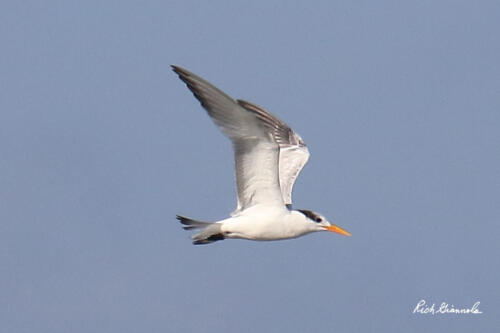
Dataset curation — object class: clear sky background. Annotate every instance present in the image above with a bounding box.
[1,1,499,332]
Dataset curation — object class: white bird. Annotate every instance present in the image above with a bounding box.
[172,65,351,244]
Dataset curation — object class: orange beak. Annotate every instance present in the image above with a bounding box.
[324,225,351,237]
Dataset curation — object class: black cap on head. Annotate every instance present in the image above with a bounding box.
[298,209,323,223]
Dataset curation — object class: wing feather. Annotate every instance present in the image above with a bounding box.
[237,100,310,207]
[172,66,284,211]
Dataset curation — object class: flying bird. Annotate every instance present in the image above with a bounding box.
[172,65,351,244]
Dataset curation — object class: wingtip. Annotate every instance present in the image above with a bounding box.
[171,65,191,77]
[171,65,198,88]
[171,64,182,75]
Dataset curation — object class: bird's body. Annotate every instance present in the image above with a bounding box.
[221,206,313,241]
[172,65,350,244]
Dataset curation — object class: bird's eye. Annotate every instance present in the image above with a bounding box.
[316,218,322,223]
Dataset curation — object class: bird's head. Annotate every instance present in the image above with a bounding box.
[298,209,351,236]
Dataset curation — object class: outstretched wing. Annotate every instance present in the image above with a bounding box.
[237,100,310,208]
[172,66,284,211]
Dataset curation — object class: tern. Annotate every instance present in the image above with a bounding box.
[172,65,351,244]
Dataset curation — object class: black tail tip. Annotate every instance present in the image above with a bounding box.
[176,214,188,224]
[192,233,225,245]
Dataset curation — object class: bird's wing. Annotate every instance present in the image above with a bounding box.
[172,65,284,211]
[237,100,310,208]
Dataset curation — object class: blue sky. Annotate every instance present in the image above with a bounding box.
[1,1,499,332]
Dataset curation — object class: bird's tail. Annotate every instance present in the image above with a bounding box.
[176,215,225,245]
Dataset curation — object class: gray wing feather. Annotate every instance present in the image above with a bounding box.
[172,66,263,140]
[237,100,310,207]
[172,66,284,211]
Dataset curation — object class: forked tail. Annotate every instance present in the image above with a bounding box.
[176,215,225,245]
